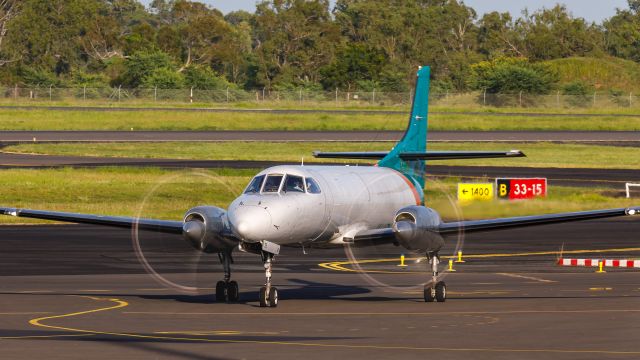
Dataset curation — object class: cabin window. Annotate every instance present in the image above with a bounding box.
[262,174,284,193]
[283,175,305,193]
[305,177,322,194]
[244,175,265,194]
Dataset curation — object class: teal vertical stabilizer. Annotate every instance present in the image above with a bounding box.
[378,66,430,202]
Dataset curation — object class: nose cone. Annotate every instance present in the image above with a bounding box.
[393,220,416,244]
[229,205,272,241]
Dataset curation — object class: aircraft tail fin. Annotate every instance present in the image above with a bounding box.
[377,66,430,192]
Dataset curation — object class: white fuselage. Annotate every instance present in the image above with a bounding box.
[227,165,421,246]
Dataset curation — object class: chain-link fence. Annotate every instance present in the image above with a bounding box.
[1,86,638,109]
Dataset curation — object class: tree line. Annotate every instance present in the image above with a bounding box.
[1,0,639,94]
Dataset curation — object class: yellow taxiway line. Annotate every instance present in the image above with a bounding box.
[17,296,640,355]
[319,247,640,273]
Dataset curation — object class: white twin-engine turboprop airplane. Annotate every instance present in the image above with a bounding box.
[2,66,639,307]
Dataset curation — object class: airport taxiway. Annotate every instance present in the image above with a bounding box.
[1,221,639,359]
[0,150,637,188]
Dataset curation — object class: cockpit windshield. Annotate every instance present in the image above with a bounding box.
[305,177,321,194]
[283,175,305,193]
[244,175,265,194]
[263,174,284,193]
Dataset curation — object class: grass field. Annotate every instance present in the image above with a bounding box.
[547,57,640,93]
[0,167,635,225]
[5,141,640,169]
[2,108,640,131]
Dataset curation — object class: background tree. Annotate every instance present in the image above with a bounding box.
[604,0,640,62]
[253,0,340,87]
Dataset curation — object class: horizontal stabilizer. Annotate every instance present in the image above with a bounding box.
[313,151,389,159]
[313,150,525,161]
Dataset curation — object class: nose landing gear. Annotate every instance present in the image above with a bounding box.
[259,251,278,307]
[424,252,446,303]
[216,250,240,302]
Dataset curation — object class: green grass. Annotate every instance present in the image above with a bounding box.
[6,141,640,169]
[2,108,640,131]
[546,57,640,93]
[0,167,634,225]
[0,167,253,224]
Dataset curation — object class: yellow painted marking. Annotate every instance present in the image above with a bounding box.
[589,288,613,291]
[0,334,95,340]
[496,273,556,283]
[319,247,640,274]
[29,296,129,334]
[156,330,280,336]
[27,297,640,355]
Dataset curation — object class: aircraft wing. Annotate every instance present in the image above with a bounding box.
[0,207,184,234]
[437,207,640,236]
[351,207,640,243]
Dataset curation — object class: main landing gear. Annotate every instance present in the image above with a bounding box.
[259,251,278,307]
[424,252,446,303]
[216,250,240,302]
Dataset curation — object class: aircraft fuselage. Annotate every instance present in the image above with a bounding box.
[227,165,421,246]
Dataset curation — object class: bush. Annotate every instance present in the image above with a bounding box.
[562,81,592,107]
[141,68,185,89]
[17,67,63,87]
[609,88,630,107]
[118,50,175,88]
[183,66,230,90]
[470,57,559,94]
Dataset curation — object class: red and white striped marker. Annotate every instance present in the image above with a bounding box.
[558,258,601,267]
[558,258,640,268]
[603,259,640,268]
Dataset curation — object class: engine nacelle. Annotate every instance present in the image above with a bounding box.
[392,205,445,252]
[182,206,238,253]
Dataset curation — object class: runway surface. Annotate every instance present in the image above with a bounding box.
[1,221,640,359]
[3,105,640,118]
[2,130,640,143]
[0,150,637,188]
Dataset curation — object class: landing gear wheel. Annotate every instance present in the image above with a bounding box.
[227,281,240,302]
[259,286,278,307]
[424,285,435,302]
[259,286,268,307]
[269,287,278,307]
[216,280,228,302]
[435,281,446,302]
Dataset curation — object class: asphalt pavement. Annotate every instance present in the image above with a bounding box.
[0,150,637,188]
[1,221,639,359]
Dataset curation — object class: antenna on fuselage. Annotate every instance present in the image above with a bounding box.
[301,157,304,166]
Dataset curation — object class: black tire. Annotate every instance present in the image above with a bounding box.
[227,281,239,302]
[259,286,268,307]
[424,285,435,302]
[216,280,227,302]
[435,281,446,302]
[268,287,278,307]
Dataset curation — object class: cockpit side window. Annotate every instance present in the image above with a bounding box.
[283,175,305,193]
[263,174,284,193]
[244,175,265,194]
[305,177,322,194]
